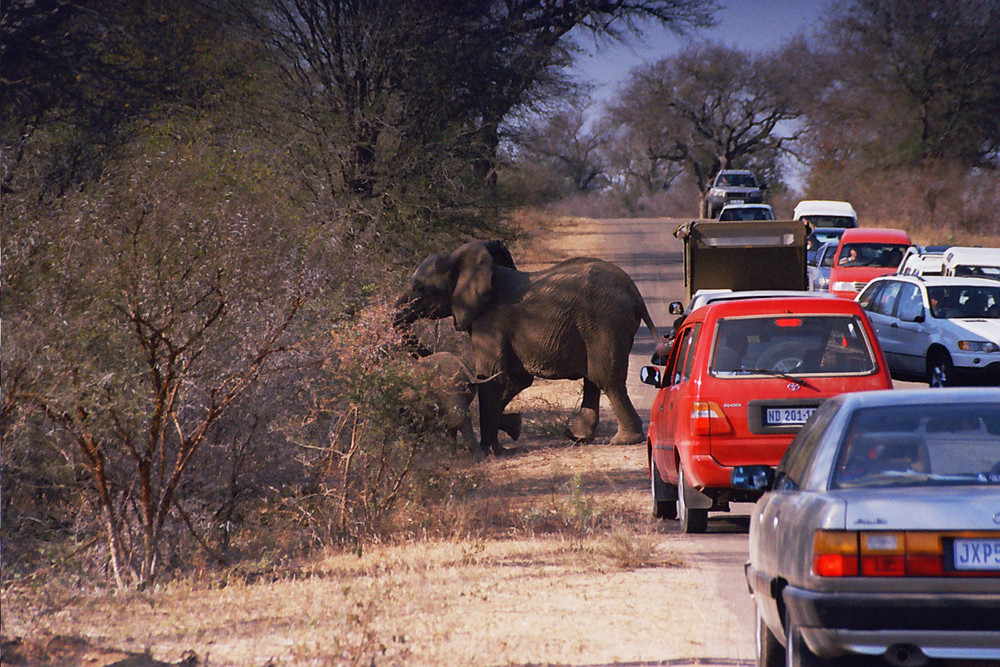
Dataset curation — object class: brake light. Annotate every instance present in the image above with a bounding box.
[861,532,905,576]
[813,531,858,577]
[813,531,998,578]
[690,401,732,436]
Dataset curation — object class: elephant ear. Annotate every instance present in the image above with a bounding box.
[450,241,494,332]
[483,239,516,270]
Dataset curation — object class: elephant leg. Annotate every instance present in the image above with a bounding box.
[477,381,504,455]
[567,379,601,443]
[456,416,482,457]
[480,373,531,455]
[605,382,645,446]
[499,412,522,441]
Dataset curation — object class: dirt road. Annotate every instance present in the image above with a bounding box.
[521,215,759,663]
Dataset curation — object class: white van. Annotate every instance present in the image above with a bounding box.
[792,200,858,228]
[942,246,1000,281]
[897,245,945,276]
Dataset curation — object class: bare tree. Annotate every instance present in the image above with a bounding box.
[607,42,801,209]
[516,105,612,194]
[237,0,718,212]
[803,0,1000,170]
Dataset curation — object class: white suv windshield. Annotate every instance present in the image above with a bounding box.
[711,315,876,376]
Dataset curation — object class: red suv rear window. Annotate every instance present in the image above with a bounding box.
[711,315,876,376]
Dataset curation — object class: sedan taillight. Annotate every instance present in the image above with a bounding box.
[813,530,1000,578]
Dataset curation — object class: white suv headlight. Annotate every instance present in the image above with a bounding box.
[830,281,856,292]
[957,340,1000,353]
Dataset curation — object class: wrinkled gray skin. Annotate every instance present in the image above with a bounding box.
[394,240,658,455]
[415,352,521,453]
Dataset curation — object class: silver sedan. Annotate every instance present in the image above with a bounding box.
[734,388,1000,666]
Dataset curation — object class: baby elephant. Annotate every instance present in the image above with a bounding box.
[414,352,521,453]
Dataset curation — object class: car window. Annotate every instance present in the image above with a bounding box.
[838,243,908,268]
[773,399,840,491]
[682,323,701,381]
[820,246,836,268]
[895,283,924,321]
[928,285,1000,318]
[833,402,1000,489]
[872,280,902,316]
[857,281,883,310]
[710,314,878,376]
[667,326,695,385]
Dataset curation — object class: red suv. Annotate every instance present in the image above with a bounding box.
[828,227,911,298]
[640,295,892,533]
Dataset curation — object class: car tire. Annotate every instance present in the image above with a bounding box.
[677,462,708,534]
[650,455,678,520]
[756,604,783,667]
[927,350,954,387]
[784,611,825,667]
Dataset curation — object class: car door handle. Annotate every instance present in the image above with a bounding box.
[890,322,899,328]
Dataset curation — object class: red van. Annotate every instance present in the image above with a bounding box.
[639,295,893,533]
[828,227,911,298]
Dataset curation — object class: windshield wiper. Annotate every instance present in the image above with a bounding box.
[737,368,817,390]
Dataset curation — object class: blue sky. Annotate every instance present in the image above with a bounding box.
[572,0,833,95]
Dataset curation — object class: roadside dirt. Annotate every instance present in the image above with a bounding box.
[1,214,755,667]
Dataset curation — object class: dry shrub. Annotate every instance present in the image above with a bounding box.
[594,526,663,570]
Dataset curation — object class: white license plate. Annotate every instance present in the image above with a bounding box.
[953,539,1000,570]
[766,407,815,425]
[730,199,745,204]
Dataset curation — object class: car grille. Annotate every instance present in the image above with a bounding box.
[851,281,867,292]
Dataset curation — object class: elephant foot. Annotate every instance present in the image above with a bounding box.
[491,443,509,457]
[499,412,522,441]
[610,429,645,446]
[563,427,595,444]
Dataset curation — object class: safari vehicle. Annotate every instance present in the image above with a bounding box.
[942,246,1000,281]
[703,169,764,218]
[857,274,1000,386]
[897,244,946,276]
[792,199,857,228]
[640,296,892,533]
[717,203,774,221]
[672,219,810,308]
[827,227,911,299]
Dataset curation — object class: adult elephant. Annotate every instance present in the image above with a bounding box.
[393,240,658,455]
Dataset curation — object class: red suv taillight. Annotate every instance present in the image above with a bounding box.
[813,530,1000,578]
[690,401,732,436]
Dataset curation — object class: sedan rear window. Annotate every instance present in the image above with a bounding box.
[832,403,1000,489]
[711,315,877,376]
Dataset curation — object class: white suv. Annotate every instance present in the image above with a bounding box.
[857,275,1000,386]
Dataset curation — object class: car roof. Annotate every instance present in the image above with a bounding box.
[943,246,1000,267]
[687,289,836,312]
[833,386,1000,411]
[793,200,857,218]
[838,227,911,243]
[875,274,1000,288]
[720,203,771,209]
[718,169,754,175]
[694,294,856,319]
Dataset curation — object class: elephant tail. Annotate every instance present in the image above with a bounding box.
[638,300,659,342]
